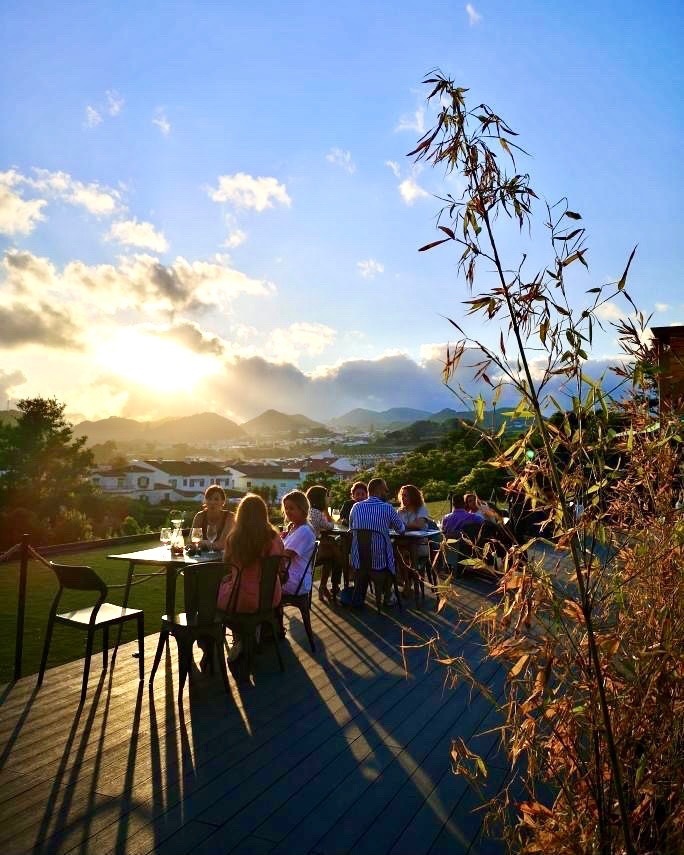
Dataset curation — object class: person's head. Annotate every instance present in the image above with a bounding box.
[226,493,276,566]
[399,484,424,511]
[350,481,368,502]
[203,484,226,511]
[368,478,389,500]
[306,484,328,512]
[464,493,479,512]
[449,492,466,510]
[282,489,310,525]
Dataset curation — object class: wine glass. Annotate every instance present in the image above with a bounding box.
[170,509,183,528]
[160,527,172,548]
[206,523,218,553]
[190,527,202,550]
[331,507,340,523]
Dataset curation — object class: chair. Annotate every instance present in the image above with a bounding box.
[222,555,285,681]
[149,561,229,702]
[280,541,319,653]
[352,528,402,614]
[38,562,144,705]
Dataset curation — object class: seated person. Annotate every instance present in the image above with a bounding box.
[396,484,431,582]
[441,494,485,536]
[464,491,502,524]
[306,484,339,603]
[191,485,234,551]
[339,481,368,525]
[217,493,284,614]
[280,490,317,598]
[349,478,405,606]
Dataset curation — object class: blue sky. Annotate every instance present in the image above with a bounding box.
[1,0,682,422]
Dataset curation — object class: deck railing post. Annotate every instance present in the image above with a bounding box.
[14,534,29,682]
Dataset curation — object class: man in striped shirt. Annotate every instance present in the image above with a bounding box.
[349,478,405,606]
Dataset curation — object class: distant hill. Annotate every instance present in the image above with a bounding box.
[74,416,148,444]
[146,412,245,443]
[428,408,468,423]
[241,409,329,437]
[74,412,245,445]
[329,407,433,431]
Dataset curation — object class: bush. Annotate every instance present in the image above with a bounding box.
[50,508,93,544]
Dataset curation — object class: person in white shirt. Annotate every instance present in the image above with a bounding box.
[281,490,317,597]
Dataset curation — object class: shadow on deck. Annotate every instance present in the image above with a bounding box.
[0,583,510,855]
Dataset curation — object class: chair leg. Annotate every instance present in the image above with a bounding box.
[300,605,316,653]
[38,613,57,687]
[102,626,109,670]
[81,630,94,706]
[176,638,191,702]
[370,571,382,614]
[393,576,403,611]
[271,619,285,672]
[216,632,231,694]
[149,630,167,684]
[136,614,145,680]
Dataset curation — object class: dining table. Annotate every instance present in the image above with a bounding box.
[108,545,223,616]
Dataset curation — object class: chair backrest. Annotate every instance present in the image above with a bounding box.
[256,554,283,613]
[49,562,108,595]
[293,540,319,596]
[183,561,226,624]
[353,528,392,571]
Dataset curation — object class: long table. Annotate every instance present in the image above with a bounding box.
[108,546,223,615]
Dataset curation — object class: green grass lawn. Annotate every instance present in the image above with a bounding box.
[0,537,180,682]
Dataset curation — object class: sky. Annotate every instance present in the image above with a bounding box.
[1,0,682,423]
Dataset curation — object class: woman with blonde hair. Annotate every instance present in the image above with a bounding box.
[280,490,317,597]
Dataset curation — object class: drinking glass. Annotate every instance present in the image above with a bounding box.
[331,508,340,523]
[206,524,218,552]
[160,527,172,548]
[190,527,202,548]
[170,509,183,528]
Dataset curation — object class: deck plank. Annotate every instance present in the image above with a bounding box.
[1,584,509,855]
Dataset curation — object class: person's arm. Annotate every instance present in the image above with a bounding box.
[389,507,406,534]
[404,509,429,531]
[214,511,234,550]
[318,509,334,531]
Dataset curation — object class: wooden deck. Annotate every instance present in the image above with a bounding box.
[0,581,510,855]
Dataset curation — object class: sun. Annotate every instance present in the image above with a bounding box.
[95,329,214,390]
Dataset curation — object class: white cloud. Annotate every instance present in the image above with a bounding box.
[0,368,26,404]
[107,218,169,252]
[655,302,670,312]
[106,89,124,116]
[326,148,356,174]
[399,177,429,205]
[385,160,401,179]
[152,108,171,136]
[224,228,247,249]
[85,105,102,127]
[357,259,385,279]
[2,248,275,330]
[395,106,425,135]
[465,3,482,25]
[266,322,337,362]
[209,172,291,211]
[23,168,121,216]
[595,302,627,322]
[0,185,47,235]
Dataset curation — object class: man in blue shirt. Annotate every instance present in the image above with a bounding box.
[349,478,405,606]
[441,494,485,535]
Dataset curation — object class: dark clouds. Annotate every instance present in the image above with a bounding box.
[0,302,82,349]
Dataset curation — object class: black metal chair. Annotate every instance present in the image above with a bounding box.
[352,528,402,614]
[149,561,229,702]
[222,555,285,681]
[38,561,144,705]
[280,541,319,653]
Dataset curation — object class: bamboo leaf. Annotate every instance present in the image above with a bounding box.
[617,244,637,290]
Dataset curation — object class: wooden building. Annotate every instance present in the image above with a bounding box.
[651,324,684,412]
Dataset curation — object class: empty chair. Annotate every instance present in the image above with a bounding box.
[149,561,229,702]
[280,541,319,652]
[222,555,286,681]
[39,561,144,705]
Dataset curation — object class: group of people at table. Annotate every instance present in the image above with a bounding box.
[187,477,508,633]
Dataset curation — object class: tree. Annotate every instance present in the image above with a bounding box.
[0,398,94,521]
[411,73,683,854]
